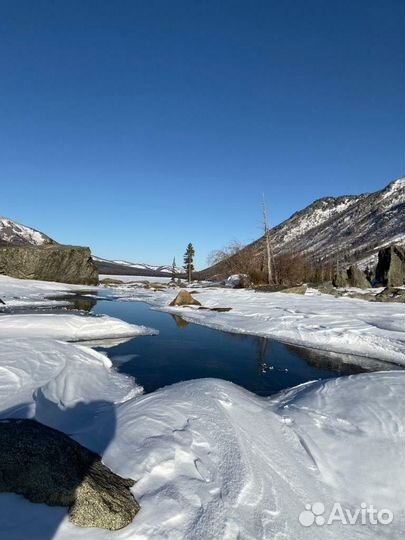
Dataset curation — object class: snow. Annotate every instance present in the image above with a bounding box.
[0,275,158,343]
[0,340,403,539]
[280,197,359,244]
[0,273,404,538]
[106,286,405,366]
[0,339,143,420]
[0,312,157,342]
[0,216,50,245]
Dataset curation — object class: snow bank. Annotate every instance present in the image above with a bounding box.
[0,312,157,342]
[0,338,142,422]
[108,286,405,366]
[0,341,403,539]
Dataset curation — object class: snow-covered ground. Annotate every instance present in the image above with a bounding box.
[0,275,158,344]
[106,285,405,366]
[1,273,404,538]
[0,339,403,539]
[0,313,157,342]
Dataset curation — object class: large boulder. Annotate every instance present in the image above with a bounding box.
[333,265,370,289]
[0,419,139,530]
[375,245,405,287]
[332,269,349,288]
[0,245,98,285]
[225,274,251,289]
[169,290,201,306]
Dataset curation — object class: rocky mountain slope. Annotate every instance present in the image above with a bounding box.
[200,177,405,279]
[0,217,54,246]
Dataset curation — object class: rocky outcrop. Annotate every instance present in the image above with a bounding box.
[280,284,308,295]
[169,290,201,306]
[0,245,98,285]
[375,245,405,287]
[0,419,139,530]
[374,287,405,303]
[333,265,371,289]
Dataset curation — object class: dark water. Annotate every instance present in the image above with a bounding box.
[92,299,385,397]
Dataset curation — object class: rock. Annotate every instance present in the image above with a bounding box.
[347,265,371,289]
[333,269,349,288]
[0,419,139,530]
[345,291,376,302]
[279,284,308,295]
[198,306,232,312]
[0,245,98,285]
[169,290,201,307]
[374,287,405,303]
[375,245,405,287]
[225,274,251,289]
[316,282,337,295]
[333,265,370,289]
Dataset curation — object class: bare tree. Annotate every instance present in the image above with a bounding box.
[262,194,276,284]
[207,240,244,267]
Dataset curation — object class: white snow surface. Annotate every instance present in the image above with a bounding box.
[106,286,405,366]
[0,340,403,539]
[0,312,157,342]
[0,275,158,342]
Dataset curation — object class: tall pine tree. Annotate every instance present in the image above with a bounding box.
[171,256,177,281]
[183,243,195,283]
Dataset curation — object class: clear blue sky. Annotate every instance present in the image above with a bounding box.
[1,1,404,269]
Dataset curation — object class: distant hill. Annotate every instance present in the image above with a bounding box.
[198,177,405,279]
[0,217,55,246]
[94,257,183,278]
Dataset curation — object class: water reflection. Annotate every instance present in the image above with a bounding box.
[171,314,189,329]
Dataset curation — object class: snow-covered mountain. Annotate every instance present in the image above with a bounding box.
[94,257,183,277]
[200,177,405,278]
[0,217,55,246]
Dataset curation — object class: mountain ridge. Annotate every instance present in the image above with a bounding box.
[199,177,405,279]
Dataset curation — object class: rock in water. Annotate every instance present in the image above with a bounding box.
[375,245,405,287]
[169,290,202,306]
[0,419,139,530]
[0,245,98,285]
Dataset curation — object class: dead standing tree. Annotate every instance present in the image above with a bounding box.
[262,194,277,284]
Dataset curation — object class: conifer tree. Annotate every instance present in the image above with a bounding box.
[171,256,177,281]
[183,243,195,283]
